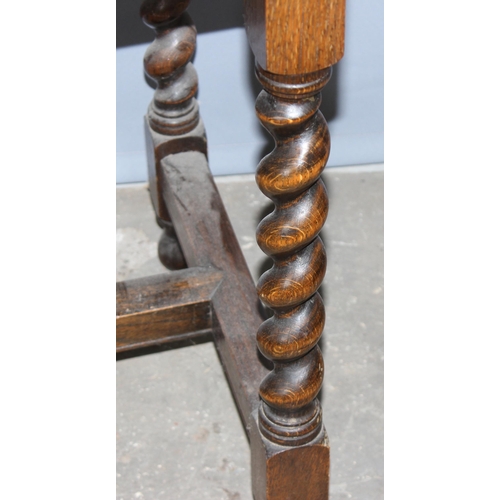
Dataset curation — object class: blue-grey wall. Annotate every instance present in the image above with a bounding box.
[117,0,383,183]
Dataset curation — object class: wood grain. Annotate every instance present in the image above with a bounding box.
[158,150,328,500]
[141,0,207,269]
[116,267,223,352]
[252,67,331,448]
[131,1,346,497]
[250,413,330,500]
[141,0,199,136]
[244,0,345,75]
[244,0,345,486]
[160,151,270,428]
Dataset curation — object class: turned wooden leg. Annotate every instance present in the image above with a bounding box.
[254,66,331,447]
[244,0,345,498]
[141,0,207,270]
[249,64,332,500]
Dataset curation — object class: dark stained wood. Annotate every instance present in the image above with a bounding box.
[116,267,223,353]
[158,152,329,500]
[250,414,330,500]
[156,217,187,270]
[141,0,199,137]
[121,1,347,498]
[116,333,213,361]
[244,0,346,492]
[141,0,190,26]
[141,0,207,269]
[145,118,207,226]
[159,152,270,427]
[244,0,345,75]
[253,67,331,450]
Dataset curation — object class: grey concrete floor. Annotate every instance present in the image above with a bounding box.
[116,165,384,500]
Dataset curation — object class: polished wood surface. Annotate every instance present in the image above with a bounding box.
[141,0,207,269]
[254,67,331,447]
[246,67,332,500]
[116,267,222,352]
[251,437,330,500]
[141,0,199,136]
[244,0,345,75]
[244,0,346,497]
[117,0,347,497]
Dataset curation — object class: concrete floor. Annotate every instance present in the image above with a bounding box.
[116,165,384,500]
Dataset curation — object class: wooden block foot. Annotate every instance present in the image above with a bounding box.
[250,411,330,500]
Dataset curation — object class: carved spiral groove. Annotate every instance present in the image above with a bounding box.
[255,66,331,446]
[141,0,199,135]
